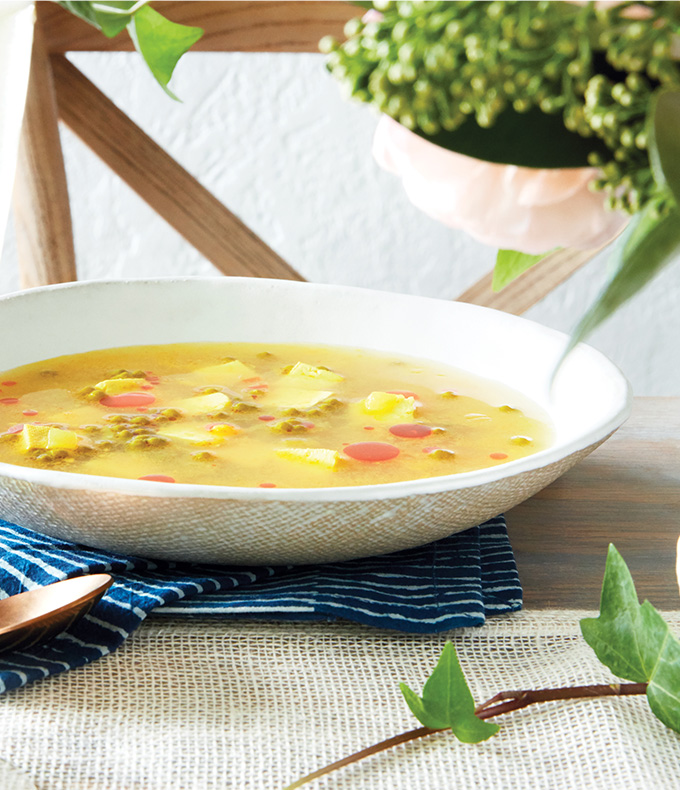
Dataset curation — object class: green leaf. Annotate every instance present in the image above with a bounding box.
[58,1,140,38]
[580,545,680,733]
[649,88,680,206]
[401,643,500,743]
[580,545,652,683]
[493,248,556,292]
[127,5,204,100]
[414,107,611,169]
[567,200,680,351]
[399,683,449,730]
[641,602,680,732]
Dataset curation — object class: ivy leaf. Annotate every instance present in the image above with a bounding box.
[566,199,680,352]
[493,248,556,292]
[399,683,450,730]
[58,1,140,38]
[580,545,654,683]
[400,643,500,743]
[127,5,204,100]
[580,545,680,733]
[648,88,680,206]
[640,602,680,732]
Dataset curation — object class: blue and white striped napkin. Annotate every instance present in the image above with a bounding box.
[0,516,521,694]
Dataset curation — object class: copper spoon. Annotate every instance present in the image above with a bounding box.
[0,574,114,656]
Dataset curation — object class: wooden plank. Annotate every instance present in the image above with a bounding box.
[12,27,77,289]
[51,55,304,282]
[41,1,357,53]
[508,398,680,610]
[457,247,600,315]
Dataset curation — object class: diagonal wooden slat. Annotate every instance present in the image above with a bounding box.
[12,27,77,289]
[41,1,357,54]
[51,54,304,282]
[31,0,600,308]
[457,246,603,315]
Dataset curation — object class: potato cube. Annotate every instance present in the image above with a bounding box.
[191,360,256,385]
[94,378,147,395]
[19,424,50,452]
[156,423,218,445]
[47,427,79,451]
[362,391,415,420]
[222,360,256,379]
[268,388,334,411]
[275,448,340,469]
[173,392,231,416]
[286,362,344,383]
[19,424,78,452]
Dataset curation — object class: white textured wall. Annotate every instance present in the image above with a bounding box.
[1,51,679,394]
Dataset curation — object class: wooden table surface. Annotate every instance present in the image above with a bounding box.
[508,397,680,610]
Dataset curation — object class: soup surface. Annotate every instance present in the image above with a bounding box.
[0,343,552,488]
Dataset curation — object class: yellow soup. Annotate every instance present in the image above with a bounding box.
[0,343,553,488]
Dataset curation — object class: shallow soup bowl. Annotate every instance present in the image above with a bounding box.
[0,278,631,565]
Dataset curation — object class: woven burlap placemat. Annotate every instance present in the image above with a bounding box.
[0,610,678,789]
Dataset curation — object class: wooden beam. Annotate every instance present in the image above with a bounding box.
[40,1,357,54]
[457,247,601,315]
[51,55,304,282]
[12,27,77,289]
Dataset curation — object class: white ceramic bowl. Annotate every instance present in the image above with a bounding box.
[0,278,631,565]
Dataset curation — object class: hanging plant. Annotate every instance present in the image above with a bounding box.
[321,1,680,346]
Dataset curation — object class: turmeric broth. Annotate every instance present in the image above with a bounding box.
[0,343,552,488]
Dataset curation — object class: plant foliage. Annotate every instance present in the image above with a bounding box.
[400,643,500,742]
[581,545,680,733]
[323,1,680,215]
[282,543,677,788]
[57,1,203,99]
[493,248,557,291]
[324,2,680,343]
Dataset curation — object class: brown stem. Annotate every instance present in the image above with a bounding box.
[474,682,648,719]
[281,726,443,790]
[282,682,648,789]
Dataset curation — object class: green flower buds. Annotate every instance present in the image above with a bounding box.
[322,0,680,216]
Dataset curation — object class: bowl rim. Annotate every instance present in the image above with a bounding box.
[0,277,633,502]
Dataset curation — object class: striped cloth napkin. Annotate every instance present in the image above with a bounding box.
[0,515,521,694]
